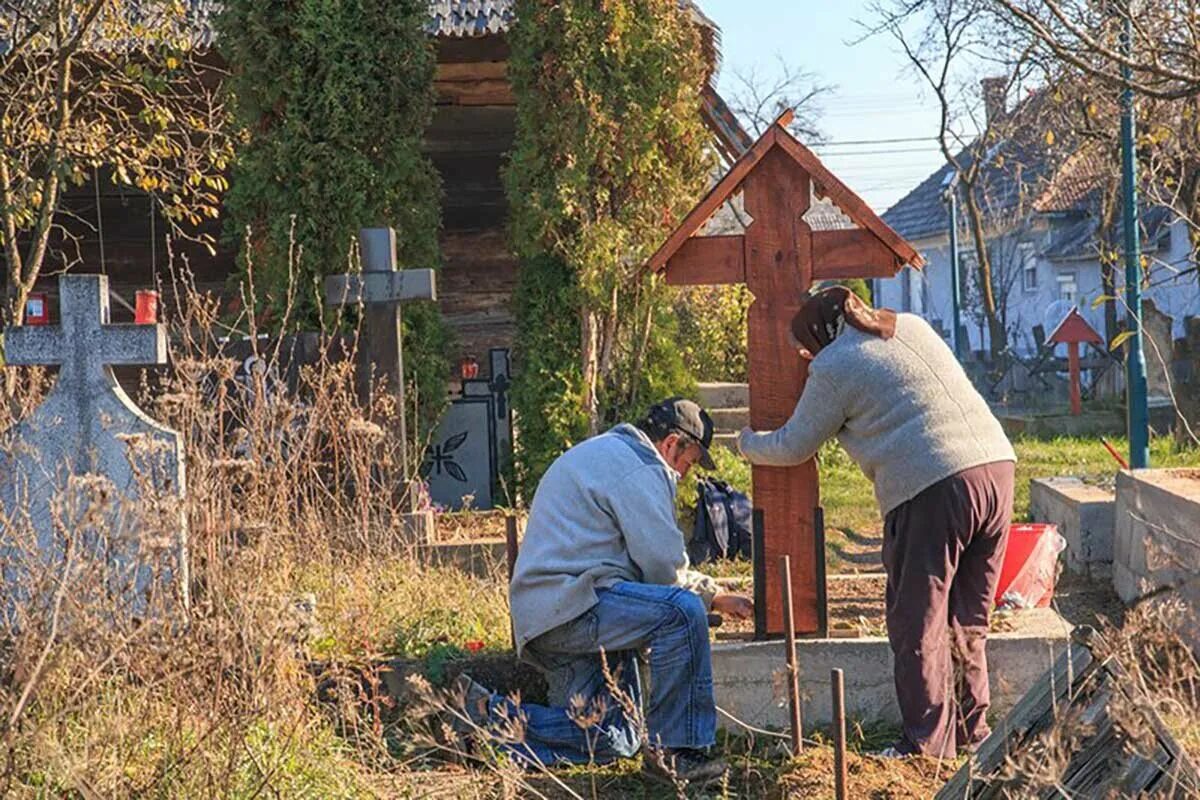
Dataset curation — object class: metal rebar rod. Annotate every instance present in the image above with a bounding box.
[504,515,520,583]
[779,555,803,755]
[832,668,848,800]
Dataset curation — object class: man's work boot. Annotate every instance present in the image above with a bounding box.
[447,674,493,733]
[643,747,728,786]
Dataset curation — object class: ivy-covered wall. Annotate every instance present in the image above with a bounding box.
[504,0,713,490]
[216,0,450,431]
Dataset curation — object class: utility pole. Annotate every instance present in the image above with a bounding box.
[1120,3,1150,468]
[943,171,964,359]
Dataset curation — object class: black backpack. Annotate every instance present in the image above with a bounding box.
[688,478,753,565]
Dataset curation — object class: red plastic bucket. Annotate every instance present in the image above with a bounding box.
[994,523,1064,609]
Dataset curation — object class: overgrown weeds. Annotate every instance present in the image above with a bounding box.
[0,252,440,796]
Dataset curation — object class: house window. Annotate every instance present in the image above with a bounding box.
[957,249,978,299]
[1056,271,1078,305]
[901,267,913,312]
[1020,243,1038,292]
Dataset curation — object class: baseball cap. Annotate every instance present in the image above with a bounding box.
[646,397,717,470]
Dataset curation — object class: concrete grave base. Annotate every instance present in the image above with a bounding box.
[399,511,436,546]
[418,538,508,579]
[1030,477,1115,578]
[996,411,1123,439]
[1113,469,1200,650]
[1113,469,1200,604]
[711,607,1072,731]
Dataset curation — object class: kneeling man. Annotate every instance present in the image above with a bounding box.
[462,398,751,782]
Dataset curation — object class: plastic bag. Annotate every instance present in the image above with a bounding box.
[995,524,1067,610]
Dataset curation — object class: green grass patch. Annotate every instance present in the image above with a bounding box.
[701,435,1200,573]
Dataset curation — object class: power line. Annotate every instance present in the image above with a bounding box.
[811,136,940,146]
[815,147,942,157]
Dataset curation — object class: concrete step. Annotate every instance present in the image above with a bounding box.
[698,382,749,410]
[712,432,740,451]
[708,406,749,433]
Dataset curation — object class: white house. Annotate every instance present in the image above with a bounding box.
[875,110,1199,363]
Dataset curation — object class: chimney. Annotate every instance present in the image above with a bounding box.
[981,77,1007,127]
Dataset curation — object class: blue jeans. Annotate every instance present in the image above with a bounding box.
[491,581,716,767]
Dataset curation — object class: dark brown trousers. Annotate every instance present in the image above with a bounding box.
[882,460,1015,757]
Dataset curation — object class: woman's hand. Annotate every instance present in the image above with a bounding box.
[737,426,753,457]
[711,592,754,620]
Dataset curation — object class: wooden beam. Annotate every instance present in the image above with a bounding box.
[663,235,745,286]
[812,229,901,280]
[646,130,779,273]
[435,61,508,82]
[771,131,925,270]
[435,79,514,106]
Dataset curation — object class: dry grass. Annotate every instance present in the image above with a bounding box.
[2,253,1198,799]
[0,254,433,796]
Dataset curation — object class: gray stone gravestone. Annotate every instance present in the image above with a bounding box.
[423,396,495,510]
[325,227,437,542]
[461,348,513,482]
[430,347,514,510]
[0,274,188,611]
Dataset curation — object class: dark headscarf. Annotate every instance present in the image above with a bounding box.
[790,286,897,357]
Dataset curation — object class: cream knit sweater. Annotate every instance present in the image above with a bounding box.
[738,313,1015,516]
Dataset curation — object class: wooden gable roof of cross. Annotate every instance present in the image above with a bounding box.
[646,111,925,284]
[1048,307,1104,346]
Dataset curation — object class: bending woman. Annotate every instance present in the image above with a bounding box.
[737,286,1015,758]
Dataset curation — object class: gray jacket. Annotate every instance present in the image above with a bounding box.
[509,424,716,655]
[739,313,1015,515]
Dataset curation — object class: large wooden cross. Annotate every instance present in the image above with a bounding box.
[647,113,924,637]
[326,227,437,509]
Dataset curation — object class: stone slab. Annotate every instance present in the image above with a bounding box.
[697,382,749,409]
[996,411,1123,439]
[1113,469,1200,604]
[708,407,750,432]
[711,607,1072,731]
[418,538,508,579]
[1030,477,1115,578]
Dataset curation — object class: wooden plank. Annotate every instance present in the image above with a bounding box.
[744,147,820,636]
[812,229,902,280]
[663,235,744,286]
[436,36,511,64]
[938,631,1200,799]
[435,79,514,106]
[771,130,925,270]
[435,61,507,82]
[645,126,779,273]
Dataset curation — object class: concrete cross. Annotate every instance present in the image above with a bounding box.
[6,273,167,382]
[325,228,438,500]
[1,273,187,609]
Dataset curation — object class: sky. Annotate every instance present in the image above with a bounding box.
[702,0,949,214]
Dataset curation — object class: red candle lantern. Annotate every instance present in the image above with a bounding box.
[134,290,159,324]
[459,355,479,380]
[24,292,50,325]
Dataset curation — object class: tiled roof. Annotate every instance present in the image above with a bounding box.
[882,90,1093,242]
[425,0,719,40]
[1032,146,1109,213]
[427,0,515,37]
[1043,205,1173,261]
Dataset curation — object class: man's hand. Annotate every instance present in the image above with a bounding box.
[711,592,754,620]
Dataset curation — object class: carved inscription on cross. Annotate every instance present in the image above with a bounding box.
[325,227,437,508]
[1,273,188,606]
[647,113,924,637]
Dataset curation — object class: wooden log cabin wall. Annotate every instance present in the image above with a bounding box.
[9,9,522,356]
[8,1,733,375]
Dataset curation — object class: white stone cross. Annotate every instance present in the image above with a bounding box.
[325,228,438,494]
[1,273,187,610]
